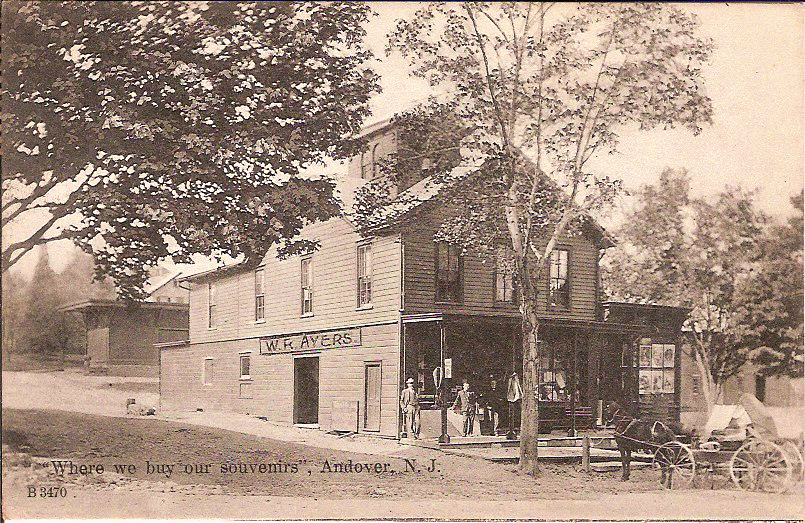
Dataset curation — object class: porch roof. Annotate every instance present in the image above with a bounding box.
[400,312,655,334]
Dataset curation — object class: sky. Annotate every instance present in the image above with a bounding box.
[10,2,804,280]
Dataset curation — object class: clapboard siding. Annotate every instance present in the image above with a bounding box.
[188,218,401,344]
[161,323,400,436]
[402,217,600,322]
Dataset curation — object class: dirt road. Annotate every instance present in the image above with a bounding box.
[3,409,802,519]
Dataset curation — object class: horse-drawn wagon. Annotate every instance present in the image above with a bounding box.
[610,394,804,492]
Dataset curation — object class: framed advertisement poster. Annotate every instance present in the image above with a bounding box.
[639,369,651,394]
[651,344,664,367]
[652,370,664,392]
[663,344,675,368]
[662,369,675,393]
[639,343,652,367]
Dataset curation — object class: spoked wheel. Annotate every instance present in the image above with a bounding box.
[653,441,696,489]
[729,439,792,493]
[781,440,804,483]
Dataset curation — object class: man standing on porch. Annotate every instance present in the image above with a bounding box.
[453,379,477,437]
[400,377,420,439]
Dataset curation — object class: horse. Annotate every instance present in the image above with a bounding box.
[605,401,678,485]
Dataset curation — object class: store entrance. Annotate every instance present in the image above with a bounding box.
[294,356,319,425]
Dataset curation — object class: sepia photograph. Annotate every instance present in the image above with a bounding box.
[1,1,803,520]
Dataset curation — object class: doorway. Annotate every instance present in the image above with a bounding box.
[364,363,381,431]
[294,356,319,425]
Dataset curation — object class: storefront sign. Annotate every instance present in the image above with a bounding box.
[259,328,361,355]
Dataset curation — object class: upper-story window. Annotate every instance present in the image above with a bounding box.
[549,248,570,309]
[359,142,381,180]
[301,257,313,316]
[436,243,462,303]
[495,245,515,303]
[207,281,217,328]
[360,152,371,179]
[254,268,265,321]
[357,243,373,307]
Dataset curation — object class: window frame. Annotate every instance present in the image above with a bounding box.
[207,281,217,329]
[493,244,516,304]
[547,247,571,310]
[434,242,463,304]
[300,256,314,317]
[254,268,265,322]
[203,357,214,385]
[239,353,252,381]
[637,340,676,395]
[356,242,373,309]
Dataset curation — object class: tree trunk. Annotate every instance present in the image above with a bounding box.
[692,345,723,423]
[519,298,540,475]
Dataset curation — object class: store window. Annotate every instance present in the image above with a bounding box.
[494,244,515,303]
[638,339,675,394]
[538,342,573,402]
[301,257,313,316]
[357,243,373,307]
[239,354,251,380]
[254,268,265,321]
[435,243,462,303]
[549,248,570,309]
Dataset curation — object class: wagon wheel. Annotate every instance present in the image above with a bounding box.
[729,439,792,493]
[781,440,804,483]
[653,441,696,489]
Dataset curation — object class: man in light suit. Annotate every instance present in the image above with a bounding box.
[400,377,420,439]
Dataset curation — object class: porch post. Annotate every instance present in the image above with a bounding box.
[571,329,577,437]
[438,320,450,444]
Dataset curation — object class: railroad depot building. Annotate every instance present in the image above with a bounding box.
[160,121,688,438]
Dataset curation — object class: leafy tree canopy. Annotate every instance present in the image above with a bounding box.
[361,3,714,473]
[731,193,804,378]
[2,1,380,297]
[602,168,796,403]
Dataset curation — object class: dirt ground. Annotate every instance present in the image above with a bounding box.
[3,409,803,519]
[2,370,803,519]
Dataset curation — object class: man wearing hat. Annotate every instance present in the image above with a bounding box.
[399,377,420,439]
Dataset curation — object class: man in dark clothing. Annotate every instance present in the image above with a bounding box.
[452,379,476,437]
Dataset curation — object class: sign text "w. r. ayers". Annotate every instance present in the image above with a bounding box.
[259,328,361,355]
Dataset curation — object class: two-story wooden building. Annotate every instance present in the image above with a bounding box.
[160,120,688,438]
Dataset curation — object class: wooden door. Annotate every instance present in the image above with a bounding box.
[294,357,319,424]
[364,363,381,431]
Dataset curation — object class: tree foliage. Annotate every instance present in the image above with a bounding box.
[359,2,713,473]
[731,194,804,378]
[2,1,379,297]
[1,248,117,364]
[603,169,774,407]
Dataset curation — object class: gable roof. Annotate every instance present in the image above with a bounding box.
[358,151,614,249]
[144,271,183,299]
